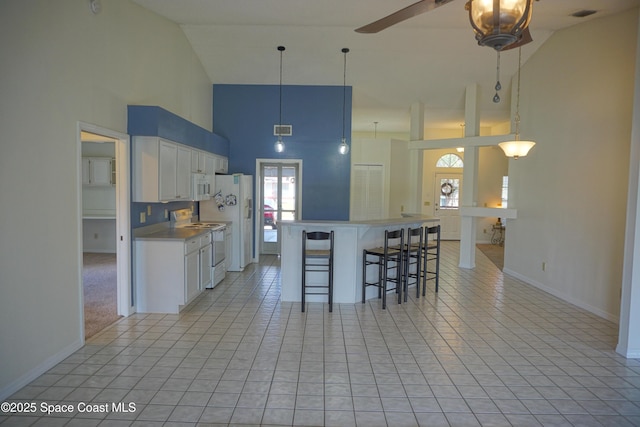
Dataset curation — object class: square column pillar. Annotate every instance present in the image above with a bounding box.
[408,102,424,213]
[459,84,480,268]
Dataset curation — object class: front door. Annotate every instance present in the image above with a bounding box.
[434,173,462,240]
[260,162,300,254]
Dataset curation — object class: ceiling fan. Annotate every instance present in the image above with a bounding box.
[356,0,536,51]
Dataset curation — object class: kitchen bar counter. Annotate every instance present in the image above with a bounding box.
[279,216,439,305]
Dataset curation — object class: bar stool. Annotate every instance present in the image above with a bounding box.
[362,229,404,309]
[421,224,441,294]
[301,230,334,312]
[402,226,423,301]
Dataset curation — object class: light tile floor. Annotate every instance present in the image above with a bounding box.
[2,242,640,426]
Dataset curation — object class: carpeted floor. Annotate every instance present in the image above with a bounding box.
[476,243,504,270]
[83,252,121,339]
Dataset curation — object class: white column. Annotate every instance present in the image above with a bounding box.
[617,11,640,359]
[459,84,480,268]
[408,102,424,213]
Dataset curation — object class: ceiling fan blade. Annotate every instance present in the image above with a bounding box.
[355,0,456,34]
[501,27,533,51]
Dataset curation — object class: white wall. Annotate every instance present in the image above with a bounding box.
[0,0,213,398]
[504,10,639,322]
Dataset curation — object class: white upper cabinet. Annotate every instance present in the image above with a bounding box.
[82,157,114,186]
[134,136,192,202]
[176,145,191,200]
[191,150,216,175]
[133,136,224,202]
[214,155,228,174]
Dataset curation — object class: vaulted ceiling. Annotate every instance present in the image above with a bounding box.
[132,0,640,134]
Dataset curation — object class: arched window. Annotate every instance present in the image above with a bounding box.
[436,153,464,168]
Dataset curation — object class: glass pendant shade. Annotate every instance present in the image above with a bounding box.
[338,138,349,155]
[274,137,285,153]
[498,140,535,159]
[468,0,533,50]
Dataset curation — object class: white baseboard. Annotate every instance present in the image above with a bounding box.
[615,344,640,359]
[502,268,619,324]
[0,339,83,401]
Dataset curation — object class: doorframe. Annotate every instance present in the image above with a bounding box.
[434,171,463,240]
[255,158,303,257]
[77,122,132,343]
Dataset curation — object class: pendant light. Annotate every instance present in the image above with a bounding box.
[339,48,350,155]
[499,47,535,159]
[467,0,534,51]
[274,46,286,153]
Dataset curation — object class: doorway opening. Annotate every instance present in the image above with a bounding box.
[78,123,131,341]
[257,160,301,255]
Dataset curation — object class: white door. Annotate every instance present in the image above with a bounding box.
[435,173,462,240]
[351,164,384,220]
[260,162,300,254]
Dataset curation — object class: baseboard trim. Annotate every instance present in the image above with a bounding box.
[0,339,83,401]
[615,344,640,359]
[502,268,619,324]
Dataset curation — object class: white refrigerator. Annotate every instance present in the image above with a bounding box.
[200,174,253,271]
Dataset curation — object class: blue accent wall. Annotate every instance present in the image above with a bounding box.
[213,84,351,221]
[128,105,229,156]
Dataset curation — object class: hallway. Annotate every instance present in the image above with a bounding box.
[3,242,639,426]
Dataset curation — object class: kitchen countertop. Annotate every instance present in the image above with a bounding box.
[134,221,227,242]
[279,215,438,228]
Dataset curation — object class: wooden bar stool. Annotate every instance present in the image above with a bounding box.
[402,226,423,301]
[421,224,441,294]
[362,229,404,309]
[301,230,334,312]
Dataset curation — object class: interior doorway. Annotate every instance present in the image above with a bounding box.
[257,160,301,255]
[434,172,462,240]
[78,123,131,341]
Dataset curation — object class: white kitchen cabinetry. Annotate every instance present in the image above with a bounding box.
[82,157,114,186]
[135,233,210,314]
[199,232,212,290]
[133,136,192,202]
[185,241,199,305]
[191,150,216,175]
[214,155,228,174]
[176,145,191,199]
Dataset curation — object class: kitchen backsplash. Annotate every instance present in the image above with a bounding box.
[131,201,198,228]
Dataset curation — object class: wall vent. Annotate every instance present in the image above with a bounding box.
[274,125,292,136]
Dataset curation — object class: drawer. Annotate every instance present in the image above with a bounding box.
[200,232,212,246]
[185,237,200,254]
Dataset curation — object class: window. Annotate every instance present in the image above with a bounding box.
[436,153,464,168]
[501,176,509,208]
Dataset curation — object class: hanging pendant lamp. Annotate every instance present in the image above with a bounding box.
[339,48,350,155]
[467,0,534,51]
[274,46,286,153]
[499,47,535,159]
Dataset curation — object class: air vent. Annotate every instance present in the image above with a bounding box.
[571,10,597,18]
[274,125,292,136]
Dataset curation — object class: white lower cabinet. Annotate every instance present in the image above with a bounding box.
[135,233,210,314]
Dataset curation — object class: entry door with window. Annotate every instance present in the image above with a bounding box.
[435,173,462,240]
[261,163,299,254]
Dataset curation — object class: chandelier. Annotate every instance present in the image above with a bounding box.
[466,0,534,51]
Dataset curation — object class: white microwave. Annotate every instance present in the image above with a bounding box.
[192,173,212,201]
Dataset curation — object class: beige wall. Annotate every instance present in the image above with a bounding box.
[504,10,639,321]
[0,0,212,397]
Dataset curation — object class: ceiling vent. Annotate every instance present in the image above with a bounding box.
[274,125,292,136]
[571,10,597,18]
